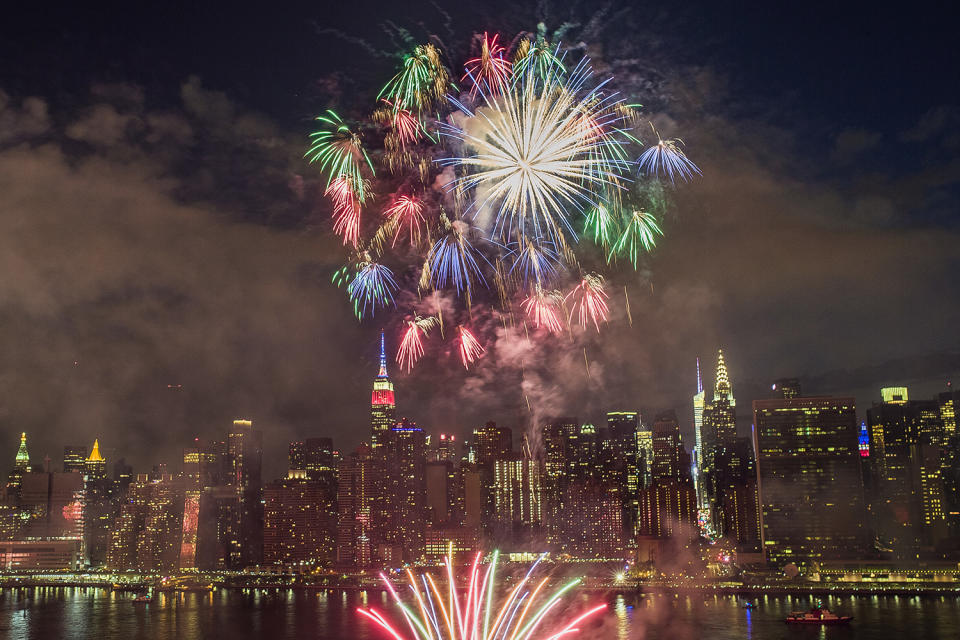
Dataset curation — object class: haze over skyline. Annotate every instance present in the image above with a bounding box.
[1,0,958,479]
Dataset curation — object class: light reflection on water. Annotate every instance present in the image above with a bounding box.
[0,588,959,639]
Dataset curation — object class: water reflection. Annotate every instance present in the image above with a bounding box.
[2,588,960,640]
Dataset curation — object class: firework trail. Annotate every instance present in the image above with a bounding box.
[357,550,606,640]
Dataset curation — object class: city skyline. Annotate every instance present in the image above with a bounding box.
[2,336,958,478]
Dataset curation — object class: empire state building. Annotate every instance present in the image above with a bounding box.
[370,331,396,449]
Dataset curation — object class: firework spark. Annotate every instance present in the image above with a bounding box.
[521,285,566,334]
[610,209,662,269]
[384,195,426,247]
[506,237,563,286]
[428,216,488,299]
[457,326,484,369]
[347,257,398,318]
[513,35,565,83]
[397,315,439,372]
[565,274,610,331]
[442,59,632,244]
[306,110,374,195]
[637,124,701,183]
[326,176,365,247]
[379,43,450,114]
[357,550,605,640]
[463,32,512,96]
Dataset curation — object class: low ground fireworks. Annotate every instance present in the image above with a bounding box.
[357,550,606,640]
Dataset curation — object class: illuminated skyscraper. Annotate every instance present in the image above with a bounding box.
[263,476,337,568]
[85,440,106,480]
[337,443,373,568]
[867,389,948,555]
[651,411,687,484]
[370,331,396,450]
[754,396,867,568]
[702,349,740,537]
[381,418,426,564]
[83,439,114,567]
[108,474,185,572]
[492,454,544,535]
[63,446,88,474]
[472,422,513,465]
[692,359,706,486]
[6,432,30,499]
[605,411,640,536]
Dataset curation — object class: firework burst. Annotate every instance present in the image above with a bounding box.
[357,550,606,640]
[306,110,374,196]
[307,30,699,370]
[379,43,450,114]
[463,32,512,96]
[521,285,566,334]
[428,215,488,299]
[565,274,610,331]
[397,315,439,372]
[442,58,632,244]
[637,123,701,183]
[384,195,426,247]
[456,325,484,369]
[610,209,662,269]
[348,257,398,318]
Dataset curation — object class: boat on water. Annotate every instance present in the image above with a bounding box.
[742,601,756,609]
[132,594,153,604]
[785,607,852,625]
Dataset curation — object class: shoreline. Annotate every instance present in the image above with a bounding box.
[2,578,959,597]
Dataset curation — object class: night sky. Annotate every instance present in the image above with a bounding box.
[1,0,958,479]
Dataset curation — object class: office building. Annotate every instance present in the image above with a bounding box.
[263,476,337,568]
[754,396,867,568]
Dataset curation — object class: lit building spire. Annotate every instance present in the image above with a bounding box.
[15,432,29,469]
[714,348,734,405]
[696,357,703,394]
[87,438,105,462]
[378,330,388,378]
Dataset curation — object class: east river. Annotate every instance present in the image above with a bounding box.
[2,588,960,639]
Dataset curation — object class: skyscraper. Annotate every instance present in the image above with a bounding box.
[336,443,373,568]
[370,331,396,450]
[692,359,706,492]
[263,476,337,568]
[753,396,867,568]
[867,389,948,555]
[701,349,740,537]
[63,446,88,474]
[228,419,263,567]
[6,433,30,499]
[651,410,687,484]
[605,411,641,537]
[108,474,185,572]
[85,440,106,480]
[381,418,426,564]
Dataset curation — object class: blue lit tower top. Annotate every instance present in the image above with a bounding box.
[378,330,388,378]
